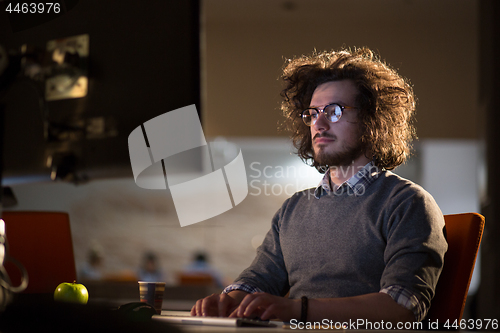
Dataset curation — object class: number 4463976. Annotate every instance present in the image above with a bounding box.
[444,319,498,330]
[5,2,61,14]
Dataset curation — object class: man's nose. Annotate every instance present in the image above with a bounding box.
[313,112,330,130]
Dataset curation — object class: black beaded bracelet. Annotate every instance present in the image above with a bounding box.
[300,296,308,322]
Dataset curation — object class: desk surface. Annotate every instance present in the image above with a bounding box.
[0,297,438,333]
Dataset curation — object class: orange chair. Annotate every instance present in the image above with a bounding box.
[2,211,77,294]
[427,213,485,324]
[178,273,215,286]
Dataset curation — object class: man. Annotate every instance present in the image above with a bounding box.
[191,47,447,324]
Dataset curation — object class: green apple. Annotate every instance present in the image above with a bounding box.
[54,281,89,304]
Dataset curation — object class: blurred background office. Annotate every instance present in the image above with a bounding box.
[0,0,498,321]
[79,246,105,281]
[138,251,165,283]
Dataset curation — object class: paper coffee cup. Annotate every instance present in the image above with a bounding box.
[138,281,165,314]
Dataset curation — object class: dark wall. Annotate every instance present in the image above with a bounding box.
[478,0,500,324]
[0,0,200,184]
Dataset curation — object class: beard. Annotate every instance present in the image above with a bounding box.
[313,135,366,168]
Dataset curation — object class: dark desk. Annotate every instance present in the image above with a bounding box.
[0,296,442,333]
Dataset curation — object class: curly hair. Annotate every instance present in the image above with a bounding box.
[281,47,416,171]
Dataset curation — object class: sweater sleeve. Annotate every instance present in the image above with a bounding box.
[380,185,448,319]
[232,200,291,297]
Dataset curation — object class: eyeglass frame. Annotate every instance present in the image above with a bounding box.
[299,103,358,126]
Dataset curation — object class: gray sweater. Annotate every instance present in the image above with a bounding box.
[235,170,447,312]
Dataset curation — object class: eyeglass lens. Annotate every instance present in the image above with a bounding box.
[302,104,342,126]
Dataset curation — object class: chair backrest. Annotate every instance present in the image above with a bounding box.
[178,273,215,286]
[2,211,77,294]
[427,213,485,323]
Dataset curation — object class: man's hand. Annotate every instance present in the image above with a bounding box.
[191,291,247,317]
[229,292,300,321]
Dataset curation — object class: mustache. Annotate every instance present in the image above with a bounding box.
[313,132,336,141]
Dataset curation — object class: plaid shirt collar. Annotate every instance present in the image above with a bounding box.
[314,162,381,199]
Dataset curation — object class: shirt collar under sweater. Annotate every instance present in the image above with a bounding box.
[314,162,382,199]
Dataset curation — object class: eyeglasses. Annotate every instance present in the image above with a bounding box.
[299,103,357,126]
